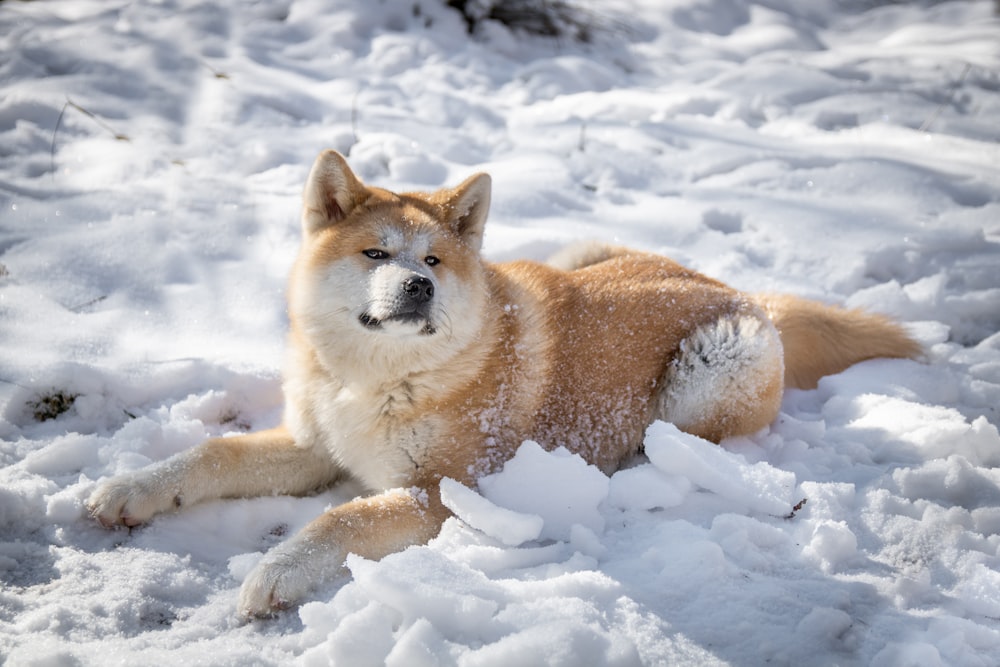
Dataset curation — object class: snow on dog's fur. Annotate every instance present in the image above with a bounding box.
[88,150,921,617]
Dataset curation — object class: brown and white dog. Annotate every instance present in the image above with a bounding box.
[87,149,920,617]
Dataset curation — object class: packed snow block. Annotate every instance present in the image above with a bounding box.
[893,456,1000,508]
[953,562,1000,618]
[385,618,451,667]
[440,477,544,547]
[606,464,692,511]
[644,421,795,516]
[871,641,946,667]
[346,550,501,638]
[299,594,399,667]
[709,513,795,570]
[801,520,859,574]
[478,441,610,542]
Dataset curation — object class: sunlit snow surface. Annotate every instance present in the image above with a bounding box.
[2,0,1000,664]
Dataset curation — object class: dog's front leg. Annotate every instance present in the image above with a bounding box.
[238,485,450,618]
[87,427,339,528]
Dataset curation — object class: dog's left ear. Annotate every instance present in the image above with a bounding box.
[302,150,370,235]
[442,173,491,251]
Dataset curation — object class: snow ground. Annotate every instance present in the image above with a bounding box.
[1,0,999,664]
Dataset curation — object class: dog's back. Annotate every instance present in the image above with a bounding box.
[549,241,921,390]
[538,243,920,446]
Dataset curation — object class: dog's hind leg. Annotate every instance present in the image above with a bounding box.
[238,481,452,617]
[654,312,784,443]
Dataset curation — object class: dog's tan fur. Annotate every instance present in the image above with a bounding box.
[88,150,921,617]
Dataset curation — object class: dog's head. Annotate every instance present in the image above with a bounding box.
[290,150,492,353]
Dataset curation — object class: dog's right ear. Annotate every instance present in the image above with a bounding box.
[302,150,369,235]
[442,172,491,252]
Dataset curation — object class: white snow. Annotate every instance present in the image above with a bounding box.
[478,441,610,542]
[1,0,999,664]
[644,421,796,516]
[439,476,544,547]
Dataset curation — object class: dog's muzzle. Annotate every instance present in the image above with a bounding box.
[359,276,437,335]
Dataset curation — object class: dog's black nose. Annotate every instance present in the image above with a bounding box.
[402,276,434,303]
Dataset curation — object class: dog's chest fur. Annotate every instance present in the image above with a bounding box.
[284,364,444,492]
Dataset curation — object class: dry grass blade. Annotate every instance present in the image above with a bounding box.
[50,97,130,177]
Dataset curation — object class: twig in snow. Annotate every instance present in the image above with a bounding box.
[0,376,30,391]
[784,498,808,520]
[67,295,108,312]
[50,97,130,178]
[919,62,973,133]
[201,59,230,79]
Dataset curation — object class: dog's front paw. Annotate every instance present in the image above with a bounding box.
[87,470,181,528]
[237,537,339,619]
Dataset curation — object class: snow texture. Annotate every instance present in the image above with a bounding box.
[1,0,1000,664]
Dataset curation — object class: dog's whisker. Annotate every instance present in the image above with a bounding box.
[437,308,456,341]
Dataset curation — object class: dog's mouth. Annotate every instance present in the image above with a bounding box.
[359,312,436,336]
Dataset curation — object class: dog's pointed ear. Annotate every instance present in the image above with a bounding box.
[302,150,369,235]
[444,173,491,251]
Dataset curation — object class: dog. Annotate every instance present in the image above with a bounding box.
[87,149,921,618]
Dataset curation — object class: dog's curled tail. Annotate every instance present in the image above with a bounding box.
[547,241,633,271]
[753,293,922,390]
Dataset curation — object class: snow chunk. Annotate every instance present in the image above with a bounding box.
[347,549,501,639]
[385,618,452,667]
[478,441,609,542]
[460,618,640,667]
[300,599,399,667]
[710,513,794,570]
[871,642,945,667]
[953,563,1000,618]
[795,607,856,652]
[439,476,543,547]
[802,521,858,573]
[644,421,796,515]
[893,455,1000,509]
[607,464,692,511]
[227,552,263,582]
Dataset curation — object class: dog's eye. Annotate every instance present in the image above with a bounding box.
[363,249,389,260]
[425,256,440,266]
